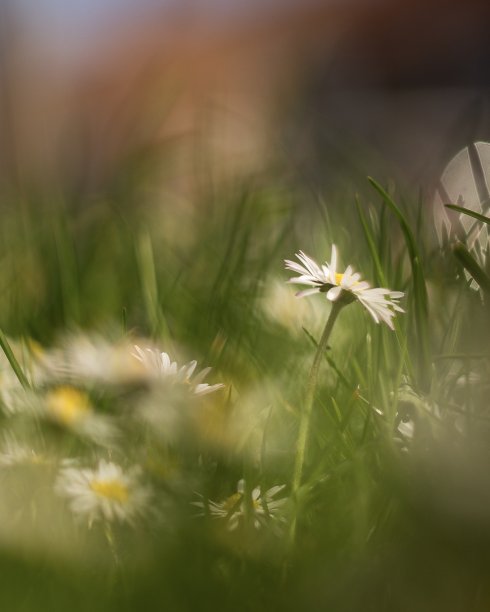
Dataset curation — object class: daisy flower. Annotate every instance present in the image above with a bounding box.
[43,386,118,445]
[132,346,224,396]
[40,334,148,386]
[194,479,287,531]
[56,459,150,526]
[0,433,44,467]
[285,245,404,329]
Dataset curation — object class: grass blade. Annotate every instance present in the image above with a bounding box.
[355,195,387,286]
[445,204,490,226]
[368,177,431,391]
[0,329,30,389]
[453,242,490,293]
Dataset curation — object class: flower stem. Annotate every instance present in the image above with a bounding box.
[0,328,30,389]
[290,301,343,539]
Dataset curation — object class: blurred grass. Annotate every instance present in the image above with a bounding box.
[0,144,489,612]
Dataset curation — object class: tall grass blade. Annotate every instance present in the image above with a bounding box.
[135,229,171,341]
[368,177,431,390]
[0,328,30,389]
[453,242,490,293]
[445,204,490,226]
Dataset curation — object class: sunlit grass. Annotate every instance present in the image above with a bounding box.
[0,165,489,611]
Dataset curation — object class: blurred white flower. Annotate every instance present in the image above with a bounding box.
[261,277,324,336]
[194,479,287,531]
[0,433,44,467]
[41,334,148,386]
[56,460,150,526]
[43,386,118,445]
[433,141,490,290]
[132,346,224,396]
[285,246,404,329]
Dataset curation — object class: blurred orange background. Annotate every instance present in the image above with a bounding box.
[1,0,490,194]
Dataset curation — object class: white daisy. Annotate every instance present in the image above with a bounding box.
[261,277,325,337]
[0,434,44,467]
[132,346,224,396]
[285,245,404,330]
[56,460,150,526]
[40,334,148,386]
[43,386,118,445]
[194,479,287,531]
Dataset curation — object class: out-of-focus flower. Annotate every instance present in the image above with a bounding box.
[132,346,224,396]
[194,479,287,531]
[0,433,45,467]
[45,386,91,427]
[43,386,117,445]
[0,339,44,413]
[40,334,148,386]
[261,277,324,336]
[393,379,444,447]
[285,246,404,329]
[433,142,490,291]
[55,460,150,526]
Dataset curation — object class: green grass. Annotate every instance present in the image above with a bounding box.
[0,156,489,612]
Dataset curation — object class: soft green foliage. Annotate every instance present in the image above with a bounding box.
[0,163,489,612]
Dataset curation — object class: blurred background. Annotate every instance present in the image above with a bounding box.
[2,0,490,197]
[2,2,490,611]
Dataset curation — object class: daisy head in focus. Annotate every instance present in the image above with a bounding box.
[193,479,287,531]
[284,245,404,330]
[56,459,150,526]
[132,346,225,396]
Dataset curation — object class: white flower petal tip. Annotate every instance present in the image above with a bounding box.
[285,247,405,329]
[132,346,224,396]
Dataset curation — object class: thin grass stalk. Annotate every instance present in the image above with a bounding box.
[0,328,30,389]
[290,301,343,541]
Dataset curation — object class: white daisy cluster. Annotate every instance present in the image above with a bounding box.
[285,245,404,329]
[0,333,225,539]
[194,479,287,531]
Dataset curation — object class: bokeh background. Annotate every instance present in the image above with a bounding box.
[2,2,490,611]
[2,0,490,194]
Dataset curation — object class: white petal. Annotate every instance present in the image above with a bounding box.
[329,245,337,277]
[295,287,321,298]
[326,285,343,301]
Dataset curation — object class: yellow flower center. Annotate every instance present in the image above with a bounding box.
[46,386,91,426]
[90,479,129,503]
[335,273,344,285]
[223,492,242,512]
[27,338,44,359]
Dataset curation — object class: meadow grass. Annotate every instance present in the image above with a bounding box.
[0,162,489,612]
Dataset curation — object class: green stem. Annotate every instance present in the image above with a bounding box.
[104,522,121,593]
[0,329,30,389]
[290,301,343,539]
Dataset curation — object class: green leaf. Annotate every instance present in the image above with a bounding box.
[355,195,387,286]
[368,177,431,391]
[453,242,490,293]
[445,204,490,226]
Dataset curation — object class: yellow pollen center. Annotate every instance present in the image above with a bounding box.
[46,386,91,426]
[335,273,344,284]
[27,338,44,359]
[90,479,129,503]
[223,492,242,512]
